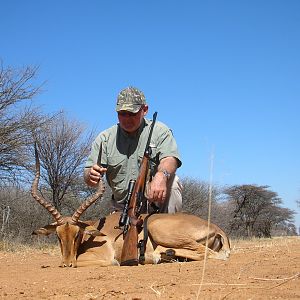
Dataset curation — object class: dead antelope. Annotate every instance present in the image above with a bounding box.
[32,146,230,267]
[31,144,106,267]
[74,212,231,267]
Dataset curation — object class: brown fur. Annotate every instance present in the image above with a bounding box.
[34,212,230,267]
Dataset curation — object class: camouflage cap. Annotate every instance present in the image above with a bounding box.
[116,87,146,113]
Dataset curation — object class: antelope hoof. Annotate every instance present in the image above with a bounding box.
[165,249,175,256]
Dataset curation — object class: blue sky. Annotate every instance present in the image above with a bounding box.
[1,1,300,229]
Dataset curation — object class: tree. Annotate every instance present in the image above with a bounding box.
[224,184,295,238]
[0,62,44,184]
[182,177,222,222]
[34,113,95,210]
[254,205,296,237]
[0,185,55,243]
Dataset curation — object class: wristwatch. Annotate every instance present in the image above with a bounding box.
[160,169,171,180]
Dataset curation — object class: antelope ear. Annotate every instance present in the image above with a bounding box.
[32,224,57,236]
[84,225,106,237]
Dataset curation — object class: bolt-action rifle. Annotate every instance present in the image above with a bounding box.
[120,112,157,266]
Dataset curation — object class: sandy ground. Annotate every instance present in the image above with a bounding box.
[0,236,299,300]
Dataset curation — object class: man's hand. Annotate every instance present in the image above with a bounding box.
[147,171,168,203]
[84,164,107,187]
[147,156,178,203]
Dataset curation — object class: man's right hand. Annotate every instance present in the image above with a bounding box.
[84,164,107,187]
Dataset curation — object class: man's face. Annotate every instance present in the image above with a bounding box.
[117,105,148,134]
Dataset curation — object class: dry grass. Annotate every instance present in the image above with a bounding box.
[0,238,60,255]
[231,236,298,253]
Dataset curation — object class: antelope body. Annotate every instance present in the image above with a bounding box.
[33,211,230,267]
[77,212,230,267]
[31,144,230,267]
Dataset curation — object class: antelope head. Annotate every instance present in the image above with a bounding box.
[31,143,105,267]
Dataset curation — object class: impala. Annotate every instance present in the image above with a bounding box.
[31,145,230,267]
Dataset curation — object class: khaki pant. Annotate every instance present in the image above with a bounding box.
[147,174,183,213]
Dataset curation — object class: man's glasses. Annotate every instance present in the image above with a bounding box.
[118,110,140,117]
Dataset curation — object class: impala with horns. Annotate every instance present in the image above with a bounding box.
[31,143,106,267]
[32,145,230,267]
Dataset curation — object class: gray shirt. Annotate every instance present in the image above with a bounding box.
[85,118,181,202]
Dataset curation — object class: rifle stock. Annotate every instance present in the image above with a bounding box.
[120,156,148,266]
[120,112,157,266]
[120,218,139,266]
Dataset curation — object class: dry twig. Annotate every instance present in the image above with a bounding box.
[249,273,299,282]
[150,283,161,297]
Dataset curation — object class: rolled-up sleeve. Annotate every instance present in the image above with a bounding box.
[154,122,182,168]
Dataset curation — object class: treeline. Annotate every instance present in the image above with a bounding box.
[181,179,297,238]
[0,62,297,246]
